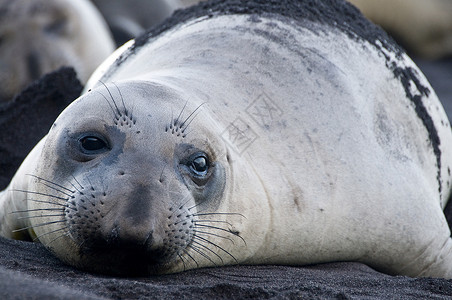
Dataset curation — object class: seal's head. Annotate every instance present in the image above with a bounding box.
[27,81,243,275]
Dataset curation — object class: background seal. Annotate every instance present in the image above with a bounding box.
[0,0,114,103]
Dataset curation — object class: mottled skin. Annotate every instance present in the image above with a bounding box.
[2,6,452,277]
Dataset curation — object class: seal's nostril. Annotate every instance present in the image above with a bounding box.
[119,171,125,176]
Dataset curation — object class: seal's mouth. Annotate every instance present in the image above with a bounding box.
[77,242,177,275]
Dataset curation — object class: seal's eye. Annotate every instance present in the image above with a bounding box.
[189,155,209,176]
[79,136,109,153]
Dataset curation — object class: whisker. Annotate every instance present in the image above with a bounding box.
[18,213,65,220]
[41,231,70,247]
[68,181,82,194]
[112,82,128,116]
[193,229,235,244]
[85,175,95,191]
[178,253,187,271]
[36,182,73,198]
[174,216,192,225]
[195,224,246,244]
[76,239,87,250]
[187,198,209,211]
[25,199,67,207]
[32,226,68,242]
[159,166,166,183]
[179,247,199,268]
[70,175,84,191]
[180,111,200,131]
[180,116,198,138]
[191,239,224,264]
[192,235,238,263]
[26,174,74,194]
[11,190,67,201]
[11,208,65,214]
[193,212,246,219]
[174,217,232,227]
[180,128,195,138]
[170,193,191,211]
[168,106,174,131]
[181,103,206,132]
[188,243,218,266]
[12,220,66,233]
[174,101,188,127]
[194,219,233,226]
[129,101,136,124]
[99,81,121,117]
[95,90,119,119]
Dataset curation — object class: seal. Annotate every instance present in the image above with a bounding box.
[0,0,114,102]
[2,0,452,278]
[348,0,452,59]
[91,0,179,46]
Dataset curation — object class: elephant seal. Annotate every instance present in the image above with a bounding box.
[0,0,114,103]
[348,0,452,59]
[90,0,180,46]
[2,0,452,278]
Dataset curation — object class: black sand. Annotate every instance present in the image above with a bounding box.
[1,232,452,299]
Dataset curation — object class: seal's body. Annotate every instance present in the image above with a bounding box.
[0,0,114,102]
[2,0,452,278]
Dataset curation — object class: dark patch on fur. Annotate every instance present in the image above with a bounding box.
[392,65,442,195]
[130,0,400,56]
[95,0,402,89]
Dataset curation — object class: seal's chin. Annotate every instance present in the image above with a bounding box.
[76,242,181,276]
